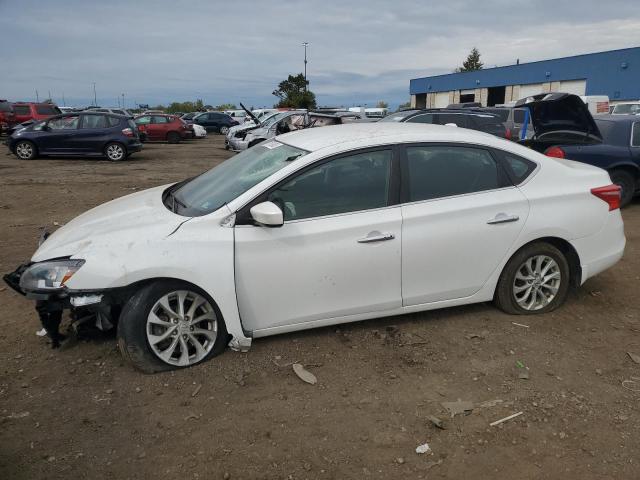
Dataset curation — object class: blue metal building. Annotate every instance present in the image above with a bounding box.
[409,47,640,108]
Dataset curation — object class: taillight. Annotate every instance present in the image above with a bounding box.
[122,127,134,137]
[505,127,512,140]
[544,146,565,159]
[591,184,621,211]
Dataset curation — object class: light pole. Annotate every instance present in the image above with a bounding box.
[93,82,97,106]
[302,42,309,90]
[122,93,125,109]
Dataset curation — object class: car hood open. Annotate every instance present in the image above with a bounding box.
[32,184,187,262]
[515,93,602,142]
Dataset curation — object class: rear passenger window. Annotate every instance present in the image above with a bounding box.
[81,115,108,129]
[13,105,30,115]
[405,146,502,202]
[152,116,169,124]
[632,123,640,147]
[107,116,121,127]
[406,114,433,124]
[437,114,467,127]
[499,151,537,184]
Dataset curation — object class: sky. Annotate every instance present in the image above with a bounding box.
[1,0,639,110]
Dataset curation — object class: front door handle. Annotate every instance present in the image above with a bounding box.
[487,213,519,225]
[357,232,395,243]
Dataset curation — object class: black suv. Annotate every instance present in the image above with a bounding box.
[381,109,508,138]
[192,111,239,134]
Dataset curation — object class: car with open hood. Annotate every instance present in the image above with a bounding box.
[516,93,639,206]
[4,123,625,373]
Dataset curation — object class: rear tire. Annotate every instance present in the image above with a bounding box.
[104,142,126,161]
[494,242,570,315]
[14,140,37,160]
[167,131,181,144]
[609,169,635,208]
[118,280,228,373]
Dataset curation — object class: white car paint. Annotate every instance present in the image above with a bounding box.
[27,123,625,356]
[191,123,207,138]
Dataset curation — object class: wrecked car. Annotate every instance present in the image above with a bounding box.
[4,123,625,372]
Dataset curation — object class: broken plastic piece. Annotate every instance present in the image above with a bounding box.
[415,442,431,454]
[292,363,317,385]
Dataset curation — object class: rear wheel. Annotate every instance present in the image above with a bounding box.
[15,140,37,160]
[609,169,635,208]
[494,242,570,315]
[167,131,181,144]
[104,142,126,161]
[118,280,228,373]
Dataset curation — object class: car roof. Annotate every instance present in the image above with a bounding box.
[278,122,500,152]
[595,114,639,123]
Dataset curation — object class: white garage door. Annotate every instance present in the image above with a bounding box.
[558,80,586,96]
[518,83,544,99]
[433,92,450,108]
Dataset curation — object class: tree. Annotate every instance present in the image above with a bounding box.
[272,73,317,109]
[376,100,389,109]
[397,101,411,111]
[214,103,237,111]
[456,47,484,72]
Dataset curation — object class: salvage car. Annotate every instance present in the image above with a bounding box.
[7,112,142,161]
[12,102,62,123]
[4,123,625,372]
[516,93,639,206]
[134,114,192,143]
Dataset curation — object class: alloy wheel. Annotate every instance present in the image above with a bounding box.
[513,255,561,311]
[106,144,124,161]
[16,142,33,159]
[146,290,218,367]
[220,126,229,135]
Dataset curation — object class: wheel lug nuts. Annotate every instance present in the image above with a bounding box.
[172,319,178,324]
[190,326,194,331]
[182,335,187,339]
[172,330,177,336]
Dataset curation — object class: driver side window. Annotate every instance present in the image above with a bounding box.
[267,149,392,221]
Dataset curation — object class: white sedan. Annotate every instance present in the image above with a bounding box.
[5,124,625,372]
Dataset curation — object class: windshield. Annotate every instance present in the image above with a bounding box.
[259,112,283,126]
[613,104,640,114]
[262,112,289,128]
[170,141,308,216]
[380,110,420,122]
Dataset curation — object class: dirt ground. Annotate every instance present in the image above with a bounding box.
[0,135,639,480]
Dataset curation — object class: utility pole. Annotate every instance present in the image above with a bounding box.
[35,90,39,102]
[122,93,125,109]
[62,92,66,106]
[302,42,309,90]
[93,82,97,106]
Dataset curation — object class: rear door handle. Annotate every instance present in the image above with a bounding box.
[487,213,519,225]
[357,232,395,243]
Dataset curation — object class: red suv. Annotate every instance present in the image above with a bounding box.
[12,102,62,124]
[0,100,17,134]
[134,114,192,143]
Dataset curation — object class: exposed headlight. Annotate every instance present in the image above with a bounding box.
[19,259,85,292]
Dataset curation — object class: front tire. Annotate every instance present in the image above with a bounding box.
[609,169,635,208]
[220,126,229,135]
[14,140,37,160]
[104,142,126,161]
[494,242,570,315]
[167,131,181,144]
[118,280,228,373]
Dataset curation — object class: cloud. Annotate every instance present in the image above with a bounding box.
[0,0,638,108]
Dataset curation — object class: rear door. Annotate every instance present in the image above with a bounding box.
[400,143,530,305]
[150,115,170,140]
[76,114,112,153]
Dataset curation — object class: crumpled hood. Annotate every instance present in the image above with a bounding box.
[33,184,188,262]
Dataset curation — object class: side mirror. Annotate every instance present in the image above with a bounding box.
[250,201,283,227]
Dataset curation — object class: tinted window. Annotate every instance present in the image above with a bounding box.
[485,108,510,122]
[13,105,30,115]
[406,146,500,202]
[48,115,79,130]
[0,102,12,112]
[406,113,434,124]
[112,109,125,115]
[152,116,169,124]
[135,116,151,125]
[381,110,420,122]
[437,113,468,127]
[268,150,392,221]
[81,115,108,129]
[632,123,640,147]
[36,105,61,115]
[499,151,537,183]
[107,116,121,127]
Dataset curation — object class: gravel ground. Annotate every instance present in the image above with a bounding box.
[0,135,639,480]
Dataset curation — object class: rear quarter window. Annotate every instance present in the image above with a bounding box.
[107,116,121,127]
[0,102,13,112]
[497,150,537,184]
[36,105,61,115]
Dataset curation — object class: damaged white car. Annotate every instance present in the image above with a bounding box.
[4,123,625,372]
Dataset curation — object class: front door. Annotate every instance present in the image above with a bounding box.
[37,114,80,154]
[234,148,402,334]
[400,144,530,305]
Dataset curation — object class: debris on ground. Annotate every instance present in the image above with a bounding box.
[427,415,446,429]
[191,384,202,397]
[441,400,474,417]
[512,322,530,328]
[478,399,503,408]
[627,352,640,364]
[622,378,640,392]
[518,370,530,380]
[292,363,317,385]
[490,411,524,427]
[589,291,602,297]
[415,442,431,454]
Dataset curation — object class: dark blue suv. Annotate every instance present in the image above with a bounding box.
[7,112,143,161]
